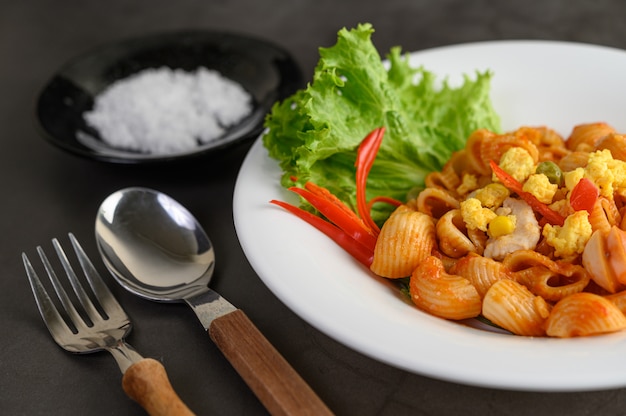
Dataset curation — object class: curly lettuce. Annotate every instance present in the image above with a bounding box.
[263,23,500,223]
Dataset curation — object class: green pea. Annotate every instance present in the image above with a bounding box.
[536,161,563,186]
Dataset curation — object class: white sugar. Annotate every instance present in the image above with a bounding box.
[83,67,252,154]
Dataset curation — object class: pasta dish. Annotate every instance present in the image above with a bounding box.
[371,122,626,337]
[273,122,626,338]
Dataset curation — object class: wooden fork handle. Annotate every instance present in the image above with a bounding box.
[122,358,195,416]
[209,309,333,416]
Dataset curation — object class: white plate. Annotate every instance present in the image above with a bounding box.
[233,40,626,391]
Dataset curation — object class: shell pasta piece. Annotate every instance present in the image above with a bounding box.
[588,197,621,235]
[566,122,616,152]
[370,205,436,278]
[503,250,590,302]
[480,128,540,168]
[605,291,626,315]
[558,151,590,171]
[415,187,460,219]
[528,126,569,162]
[450,254,511,298]
[596,133,626,161]
[545,293,626,337]
[436,209,483,258]
[582,228,626,293]
[424,162,461,193]
[465,129,497,175]
[409,256,482,320]
[482,279,551,336]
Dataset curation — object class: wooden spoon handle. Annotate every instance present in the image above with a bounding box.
[209,309,333,416]
[122,358,195,416]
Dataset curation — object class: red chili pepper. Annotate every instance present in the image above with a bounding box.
[288,183,377,252]
[367,195,403,212]
[270,128,391,266]
[489,160,566,226]
[304,182,368,229]
[269,199,374,267]
[570,177,599,214]
[355,127,386,235]
[488,160,524,194]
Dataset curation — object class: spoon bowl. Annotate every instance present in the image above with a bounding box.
[95,187,332,415]
[96,187,214,301]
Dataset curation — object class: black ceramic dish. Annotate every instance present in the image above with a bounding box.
[36,30,303,164]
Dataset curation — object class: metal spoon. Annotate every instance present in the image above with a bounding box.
[95,187,332,416]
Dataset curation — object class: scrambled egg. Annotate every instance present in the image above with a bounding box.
[548,198,569,216]
[560,150,626,200]
[474,183,510,208]
[523,173,558,204]
[456,173,479,195]
[610,156,626,188]
[542,211,592,257]
[459,146,624,261]
[460,198,496,231]
[563,168,585,192]
[585,149,626,197]
[586,150,615,197]
[497,147,535,182]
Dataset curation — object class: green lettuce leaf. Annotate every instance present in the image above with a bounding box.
[263,23,501,223]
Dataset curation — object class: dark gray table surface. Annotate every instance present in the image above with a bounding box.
[3,1,626,415]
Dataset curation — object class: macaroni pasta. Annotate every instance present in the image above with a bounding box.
[370,123,626,337]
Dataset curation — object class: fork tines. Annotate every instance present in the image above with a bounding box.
[23,233,124,341]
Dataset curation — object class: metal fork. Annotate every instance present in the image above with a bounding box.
[23,233,194,416]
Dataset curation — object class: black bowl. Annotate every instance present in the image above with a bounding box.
[36,30,302,164]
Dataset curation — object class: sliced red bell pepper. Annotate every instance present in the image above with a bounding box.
[489,160,566,226]
[269,199,374,267]
[355,127,386,235]
[570,177,599,214]
[288,183,377,252]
